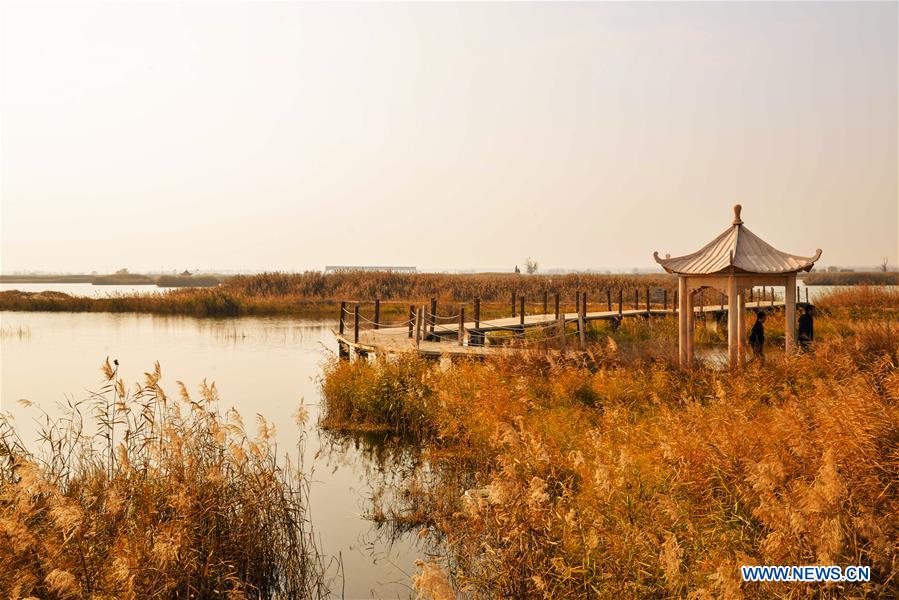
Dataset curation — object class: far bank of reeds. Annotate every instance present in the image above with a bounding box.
[1,272,675,318]
[321,289,899,598]
[802,271,899,286]
[0,360,329,599]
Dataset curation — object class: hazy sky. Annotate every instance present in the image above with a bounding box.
[1,1,896,273]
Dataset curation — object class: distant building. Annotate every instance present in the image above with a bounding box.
[323,266,417,274]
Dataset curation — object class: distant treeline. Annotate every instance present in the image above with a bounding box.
[803,271,899,286]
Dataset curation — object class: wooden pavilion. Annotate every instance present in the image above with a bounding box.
[654,205,821,368]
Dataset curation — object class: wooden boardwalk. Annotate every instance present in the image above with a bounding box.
[334,300,793,358]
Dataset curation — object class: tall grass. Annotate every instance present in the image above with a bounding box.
[322,293,899,598]
[0,360,328,599]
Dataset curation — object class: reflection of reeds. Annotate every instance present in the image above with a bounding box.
[0,360,329,598]
[323,294,899,598]
[0,324,31,339]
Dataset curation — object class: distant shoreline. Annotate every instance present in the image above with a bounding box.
[0,274,226,287]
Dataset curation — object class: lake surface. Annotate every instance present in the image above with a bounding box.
[0,311,422,598]
[0,282,169,297]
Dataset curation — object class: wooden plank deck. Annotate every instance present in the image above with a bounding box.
[334,301,789,358]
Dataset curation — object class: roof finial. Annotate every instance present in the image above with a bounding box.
[732,203,743,225]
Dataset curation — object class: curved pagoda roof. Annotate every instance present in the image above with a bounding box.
[654,205,821,275]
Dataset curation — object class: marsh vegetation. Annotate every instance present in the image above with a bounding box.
[322,287,899,598]
[0,360,329,599]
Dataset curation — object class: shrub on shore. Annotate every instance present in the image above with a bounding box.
[0,360,328,599]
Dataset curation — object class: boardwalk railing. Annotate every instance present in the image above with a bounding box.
[334,286,810,358]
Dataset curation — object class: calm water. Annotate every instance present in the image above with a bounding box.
[0,311,421,599]
[0,282,168,297]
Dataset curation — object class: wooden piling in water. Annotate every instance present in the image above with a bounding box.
[373,299,380,330]
[339,301,346,335]
[353,304,360,344]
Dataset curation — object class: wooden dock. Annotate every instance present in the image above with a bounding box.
[333,288,806,359]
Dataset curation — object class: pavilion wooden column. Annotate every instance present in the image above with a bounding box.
[737,289,746,365]
[727,275,738,367]
[785,273,797,353]
[678,276,688,366]
[686,289,695,365]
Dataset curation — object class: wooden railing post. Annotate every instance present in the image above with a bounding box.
[558,312,566,353]
[519,296,525,328]
[577,308,586,350]
[606,289,612,312]
[634,288,639,310]
[429,297,437,338]
[543,291,548,315]
[575,289,581,315]
[582,291,588,315]
[459,306,465,346]
[474,297,481,328]
[373,299,381,330]
[339,301,346,335]
[618,289,623,316]
[353,304,360,344]
[554,293,560,319]
[805,287,809,304]
[415,306,422,348]
[408,305,414,338]
[512,292,517,317]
